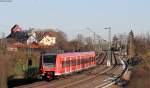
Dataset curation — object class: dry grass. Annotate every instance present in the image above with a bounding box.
[126,66,150,88]
[0,51,40,88]
[127,35,150,88]
[0,54,14,88]
[126,55,150,88]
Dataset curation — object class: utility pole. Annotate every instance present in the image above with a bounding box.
[0,32,6,53]
[77,34,80,51]
[104,26,112,66]
[27,28,33,78]
[86,28,96,51]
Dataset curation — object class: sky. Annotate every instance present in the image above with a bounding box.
[0,0,150,40]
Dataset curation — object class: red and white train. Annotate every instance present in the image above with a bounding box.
[39,51,96,80]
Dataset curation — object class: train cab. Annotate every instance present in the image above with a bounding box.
[39,53,57,80]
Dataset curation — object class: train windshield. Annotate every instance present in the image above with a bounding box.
[43,55,56,64]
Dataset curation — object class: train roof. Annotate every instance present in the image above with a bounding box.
[42,51,95,57]
[57,51,95,58]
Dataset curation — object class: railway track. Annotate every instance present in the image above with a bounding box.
[16,65,109,88]
[15,51,126,88]
[18,65,120,88]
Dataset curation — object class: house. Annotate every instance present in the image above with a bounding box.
[7,25,57,50]
[26,31,37,45]
[7,47,18,51]
[7,42,25,51]
[11,24,22,33]
[39,35,56,46]
[7,24,29,42]
[36,31,56,46]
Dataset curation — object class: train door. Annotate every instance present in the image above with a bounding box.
[71,57,75,72]
[70,57,72,73]
[84,57,86,69]
[85,56,87,68]
[78,56,81,70]
[84,56,87,69]
[87,55,90,67]
[75,56,78,71]
[65,57,70,74]
[89,56,91,67]
[64,57,67,74]
[81,56,84,69]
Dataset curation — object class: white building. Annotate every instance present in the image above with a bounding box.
[27,31,37,45]
[39,35,56,46]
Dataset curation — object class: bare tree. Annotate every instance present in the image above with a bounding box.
[127,30,136,58]
[134,32,150,54]
[0,58,7,88]
[55,31,69,50]
[84,36,94,50]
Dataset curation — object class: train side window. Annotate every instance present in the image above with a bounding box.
[77,59,78,65]
[77,59,80,65]
[89,58,91,62]
[62,61,65,68]
[74,60,76,65]
[86,58,88,63]
[72,59,75,66]
[71,60,73,66]
[85,58,87,63]
[68,60,70,67]
[93,57,95,61]
[75,58,78,65]
[75,59,77,65]
[76,59,78,65]
[93,57,95,62]
[65,60,68,67]
[81,59,84,64]
[79,58,81,64]
[71,58,74,66]
[91,57,93,62]
[70,60,72,66]
[78,56,81,65]
[84,59,86,64]
[87,58,88,63]
[66,57,70,67]
[88,57,90,63]
[72,60,76,66]
[86,58,87,63]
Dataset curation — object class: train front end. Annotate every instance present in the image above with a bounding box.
[39,53,56,80]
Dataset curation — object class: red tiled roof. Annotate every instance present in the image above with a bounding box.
[27,43,40,48]
[9,42,26,48]
[8,42,53,49]
[11,24,22,33]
